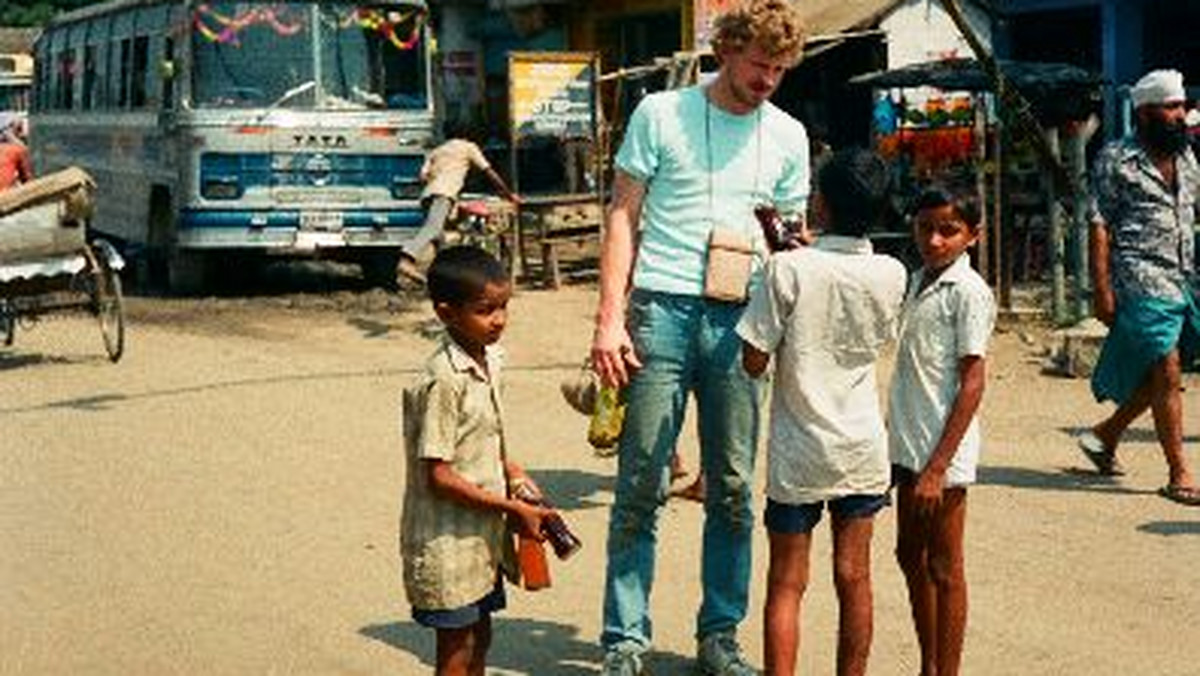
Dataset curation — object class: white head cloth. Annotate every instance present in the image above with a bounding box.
[1131,69,1186,108]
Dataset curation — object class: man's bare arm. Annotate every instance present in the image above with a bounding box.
[483,166,519,203]
[591,170,645,387]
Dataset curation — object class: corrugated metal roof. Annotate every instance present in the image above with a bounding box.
[0,28,39,55]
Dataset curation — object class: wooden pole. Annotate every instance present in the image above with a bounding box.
[991,105,1004,291]
[974,95,990,283]
[935,0,1074,205]
[1045,126,1067,324]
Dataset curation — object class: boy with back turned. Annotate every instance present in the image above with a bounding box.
[737,148,907,676]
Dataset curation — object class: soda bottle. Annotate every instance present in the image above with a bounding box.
[512,482,583,560]
[588,385,625,452]
[754,202,786,252]
[516,532,552,590]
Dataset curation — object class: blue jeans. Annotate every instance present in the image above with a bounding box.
[601,290,762,651]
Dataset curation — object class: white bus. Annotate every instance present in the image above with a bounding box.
[31,0,436,290]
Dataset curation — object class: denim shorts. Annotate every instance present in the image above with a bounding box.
[764,494,890,534]
[412,579,506,630]
[891,463,918,487]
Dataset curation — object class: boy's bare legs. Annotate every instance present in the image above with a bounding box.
[831,515,875,676]
[930,490,968,676]
[435,618,491,676]
[763,530,812,676]
[471,615,492,676]
[896,484,938,676]
[1094,350,1195,488]
[896,485,969,676]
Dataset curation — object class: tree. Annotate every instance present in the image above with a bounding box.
[0,0,94,28]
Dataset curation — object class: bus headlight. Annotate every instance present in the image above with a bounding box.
[391,176,422,200]
[202,176,242,199]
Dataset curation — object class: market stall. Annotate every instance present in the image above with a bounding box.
[851,57,1102,318]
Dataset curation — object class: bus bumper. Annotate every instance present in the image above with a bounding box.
[176,209,424,250]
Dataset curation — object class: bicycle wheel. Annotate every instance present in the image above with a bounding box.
[91,255,125,362]
[0,300,13,347]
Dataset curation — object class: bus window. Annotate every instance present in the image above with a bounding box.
[319,5,428,110]
[131,35,149,108]
[118,39,131,108]
[191,2,313,108]
[56,49,75,110]
[83,44,97,109]
[113,10,133,109]
[191,3,428,111]
[162,36,175,110]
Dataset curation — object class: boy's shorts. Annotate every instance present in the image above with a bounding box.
[412,579,506,630]
[764,494,890,534]
[891,463,918,487]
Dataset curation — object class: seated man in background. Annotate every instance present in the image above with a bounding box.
[0,116,33,191]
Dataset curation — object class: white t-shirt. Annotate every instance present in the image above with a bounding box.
[888,254,996,486]
[616,86,810,296]
[736,236,907,504]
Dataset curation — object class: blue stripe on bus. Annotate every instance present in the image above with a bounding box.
[200,153,423,188]
[178,210,424,229]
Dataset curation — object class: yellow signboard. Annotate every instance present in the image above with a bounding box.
[508,52,597,140]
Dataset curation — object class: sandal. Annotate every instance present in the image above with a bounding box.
[1077,432,1125,476]
[1158,484,1200,506]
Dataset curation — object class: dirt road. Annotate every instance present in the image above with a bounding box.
[2,279,1198,675]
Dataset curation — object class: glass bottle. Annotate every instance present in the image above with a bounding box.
[588,385,625,452]
[512,482,583,560]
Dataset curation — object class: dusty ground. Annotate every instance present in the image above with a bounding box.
[2,267,1199,675]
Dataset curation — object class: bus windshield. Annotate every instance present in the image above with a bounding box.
[191,2,428,110]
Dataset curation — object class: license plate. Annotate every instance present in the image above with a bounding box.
[294,230,345,250]
[299,211,344,230]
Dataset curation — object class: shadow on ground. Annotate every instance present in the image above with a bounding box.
[1137,520,1200,536]
[1059,425,1200,446]
[977,464,1154,497]
[362,616,692,675]
[525,468,614,512]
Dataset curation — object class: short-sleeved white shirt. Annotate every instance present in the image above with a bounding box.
[736,235,907,504]
[888,254,996,486]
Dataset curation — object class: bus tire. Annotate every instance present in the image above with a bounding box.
[360,249,401,291]
[169,249,208,295]
[147,186,174,293]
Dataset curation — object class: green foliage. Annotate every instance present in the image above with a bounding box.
[0,0,95,27]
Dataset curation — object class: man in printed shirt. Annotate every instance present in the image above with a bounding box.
[1079,69,1200,506]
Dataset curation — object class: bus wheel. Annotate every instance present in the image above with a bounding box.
[147,186,175,293]
[169,250,208,295]
[360,250,401,291]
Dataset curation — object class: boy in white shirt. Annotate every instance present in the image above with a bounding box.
[737,148,907,676]
[888,186,995,676]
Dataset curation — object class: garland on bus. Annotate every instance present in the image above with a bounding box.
[344,8,425,51]
[192,4,424,52]
[193,4,305,45]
